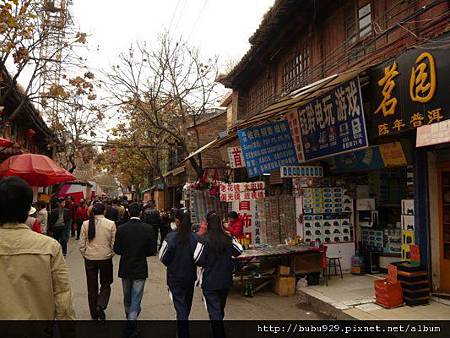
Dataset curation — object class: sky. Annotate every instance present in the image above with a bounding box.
[71,0,275,73]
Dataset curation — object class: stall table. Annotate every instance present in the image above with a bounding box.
[233,245,323,295]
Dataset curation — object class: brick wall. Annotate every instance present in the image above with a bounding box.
[186,112,227,177]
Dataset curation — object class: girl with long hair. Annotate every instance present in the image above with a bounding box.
[79,202,116,320]
[159,211,198,338]
[193,212,243,322]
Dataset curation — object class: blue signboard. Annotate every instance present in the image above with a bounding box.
[299,77,368,161]
[238,120,299,178]
[327,146,385,173]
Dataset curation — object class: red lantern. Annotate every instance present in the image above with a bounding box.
[27,128,36,140]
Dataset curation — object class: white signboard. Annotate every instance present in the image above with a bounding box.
[227,146,246,168]
[220,182,265,202]
[416,119,450,147]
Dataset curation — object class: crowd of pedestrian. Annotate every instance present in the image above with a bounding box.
[0,176,243,338]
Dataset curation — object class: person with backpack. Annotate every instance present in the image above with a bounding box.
[193,212,243,321]
[160,211,198,338]
[141,201,161,249]
[79,202,116,320]
[48,198,71,256]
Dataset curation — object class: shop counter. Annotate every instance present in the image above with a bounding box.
[233,245,323,295]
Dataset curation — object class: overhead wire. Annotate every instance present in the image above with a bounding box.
[168,0,182,32]
[187,0,208,41]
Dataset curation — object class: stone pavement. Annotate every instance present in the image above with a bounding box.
[65,238,325,320]
[297,274,450,320]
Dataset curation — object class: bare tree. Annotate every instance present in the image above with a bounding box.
[103,32,221,179]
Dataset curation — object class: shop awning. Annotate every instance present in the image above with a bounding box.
[237,66,372,130]
[163,165,186,177]
[180,138,220,164]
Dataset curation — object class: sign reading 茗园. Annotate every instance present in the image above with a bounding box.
[298,77,368,161]
[369,45,450,138]
[238,120,299,178]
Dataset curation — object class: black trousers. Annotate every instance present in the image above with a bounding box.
[76,220,83,239]
[53,230,67,255]
[84,258,113,319]
[202,288,229,320]
[203,289,228,338]
[169,283,195,338]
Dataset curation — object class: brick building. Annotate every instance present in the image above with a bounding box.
[220,0,448,123]
[153,108,227,209]
[217,0,450,295]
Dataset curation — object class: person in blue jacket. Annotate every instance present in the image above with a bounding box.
[193,212,243,322]
[159,210,198,338]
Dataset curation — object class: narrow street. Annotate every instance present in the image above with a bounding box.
[65,238,324,320]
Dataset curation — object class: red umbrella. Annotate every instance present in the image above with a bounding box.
[0,153,76,186]
[0,137,13,148]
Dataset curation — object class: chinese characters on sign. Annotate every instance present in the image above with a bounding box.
[227,147,246,168]
[219,182,265,202]
[232,200,261,244]
[285,110,305,162]
[280,166,324,178]
[370,48,450,137]
[298,77,368,161]
[238,120,299,178]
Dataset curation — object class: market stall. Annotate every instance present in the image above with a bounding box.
[233,244,323,295]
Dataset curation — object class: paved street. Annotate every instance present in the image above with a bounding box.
[65,239,324,320]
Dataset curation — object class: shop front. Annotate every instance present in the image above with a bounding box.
[368,42,450,294]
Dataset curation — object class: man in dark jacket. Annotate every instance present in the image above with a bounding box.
[114,203,156,322]
[105,200,119,224]
[141,201,160,249]
[48,198,71,256]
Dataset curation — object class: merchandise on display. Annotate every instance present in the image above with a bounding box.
[302,186,354,245]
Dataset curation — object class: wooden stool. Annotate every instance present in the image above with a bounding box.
[327,256,343,280]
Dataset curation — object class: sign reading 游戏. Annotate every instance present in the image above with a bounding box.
[298,77,368,161]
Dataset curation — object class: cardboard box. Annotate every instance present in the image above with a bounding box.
[273,275,296,296]
[278,265,291,276]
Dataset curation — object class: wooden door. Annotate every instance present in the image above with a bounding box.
[439,165,450,292]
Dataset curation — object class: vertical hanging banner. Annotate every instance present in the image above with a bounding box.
[227,146,246,168]
[285,109,305,163]
[232,200,261,244]
[238,120,299,178]
[298,77,368,161]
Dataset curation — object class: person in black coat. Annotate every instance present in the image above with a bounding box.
[48,198,72,256]
[141,201,161,249]
[105,200,119,224]
[113,203,157,322]
[194,212,243,323]
[160,211,198,338]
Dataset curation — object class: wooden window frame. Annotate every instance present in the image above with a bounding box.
[281,45,310,94]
